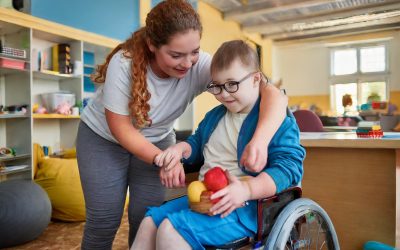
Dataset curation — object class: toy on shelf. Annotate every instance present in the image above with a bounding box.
[55,103,72,115]
[32,103,47,114]
[0,41,27,59]
[356,121,383,138]
[0,147,16,158]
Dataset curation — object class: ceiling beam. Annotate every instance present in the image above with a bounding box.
[243,1,400,33]
[224,0,342,21]
[272,24,400,42]
[262,16,400,40]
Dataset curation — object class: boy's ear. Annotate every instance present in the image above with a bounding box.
[253,72,262,85]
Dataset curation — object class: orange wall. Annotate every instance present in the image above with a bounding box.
[390,91,400,111]
[288,95,330,114]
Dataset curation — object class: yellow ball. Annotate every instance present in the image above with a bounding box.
[187,181,207,203]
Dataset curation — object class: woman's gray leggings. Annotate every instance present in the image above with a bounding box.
[76,122,175,249]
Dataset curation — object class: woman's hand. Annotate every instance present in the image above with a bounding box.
[209,171,251,218]
[240,138,268,173]
[159,162,186,188]
[154,144,183,171]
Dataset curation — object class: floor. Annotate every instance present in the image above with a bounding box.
[4,211,129,250]
[4,184,191,250]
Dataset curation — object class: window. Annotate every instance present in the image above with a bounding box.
[332,49,357,75]
[330,43,388,115]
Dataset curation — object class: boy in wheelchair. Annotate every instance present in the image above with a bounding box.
[131,40,305,250]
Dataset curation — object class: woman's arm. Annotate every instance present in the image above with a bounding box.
[240,83,288,172]
[105,109,161,164]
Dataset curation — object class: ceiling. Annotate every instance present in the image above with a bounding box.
[201,0,400,42]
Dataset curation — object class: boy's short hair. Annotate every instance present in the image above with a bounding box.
[210,40,260,75]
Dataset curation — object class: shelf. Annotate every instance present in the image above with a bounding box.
[0,55,29,62]
[0,154,31,162]
[0,165,30,176]
[33,113,80,119]
[0,113,30,119]
[0,66,29,75]
[33,70,81,81]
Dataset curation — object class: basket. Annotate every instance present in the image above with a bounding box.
[189,191,214,215]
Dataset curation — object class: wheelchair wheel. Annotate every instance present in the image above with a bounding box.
[264,198,339,250]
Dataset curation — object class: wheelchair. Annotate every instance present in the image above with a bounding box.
[204,186,340,250]
[180,161,340,250]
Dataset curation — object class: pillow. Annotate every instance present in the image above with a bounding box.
[35,157,86,222]
[33,143,44,178]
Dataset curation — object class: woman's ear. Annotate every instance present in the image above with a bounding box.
[147,39,156,53]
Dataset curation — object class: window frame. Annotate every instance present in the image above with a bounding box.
[329,42,390,113]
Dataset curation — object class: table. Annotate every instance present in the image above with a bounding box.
[300,132,400,249]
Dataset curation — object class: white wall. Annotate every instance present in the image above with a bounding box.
[389,32,400,91]
[272,31,400,96]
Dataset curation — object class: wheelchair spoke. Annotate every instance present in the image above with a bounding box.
[282,211,334,250]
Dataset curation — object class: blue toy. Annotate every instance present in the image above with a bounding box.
[364,241,395,250]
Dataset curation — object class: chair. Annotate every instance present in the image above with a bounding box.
[293,110,324,132]
[204,187,340,250]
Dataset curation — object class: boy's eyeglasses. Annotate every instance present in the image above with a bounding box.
[206,72,257,95]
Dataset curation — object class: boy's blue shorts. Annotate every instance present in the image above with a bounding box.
[145,196,254,250]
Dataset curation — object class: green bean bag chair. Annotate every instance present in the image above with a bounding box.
[0,179,51,248]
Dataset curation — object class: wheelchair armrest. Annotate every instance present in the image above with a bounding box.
[256,186,302,242]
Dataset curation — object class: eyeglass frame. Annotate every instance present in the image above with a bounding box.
[206,71,259,95]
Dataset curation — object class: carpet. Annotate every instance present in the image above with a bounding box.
[3,211,129,250]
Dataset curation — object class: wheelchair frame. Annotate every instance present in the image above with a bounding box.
[206,187,340,250]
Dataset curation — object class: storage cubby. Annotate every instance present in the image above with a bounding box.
[0,21,31,180]
[31,30,83,151]
[82,42,111,98]
[0,7,119,180]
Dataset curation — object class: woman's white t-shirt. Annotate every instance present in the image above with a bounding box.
[81,50,212,143]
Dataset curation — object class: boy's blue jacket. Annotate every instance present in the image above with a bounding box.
[184,98,305,233]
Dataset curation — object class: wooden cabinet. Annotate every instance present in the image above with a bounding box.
[0,7,118,180]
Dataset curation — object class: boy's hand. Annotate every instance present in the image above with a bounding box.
[209,171,251,218]
[240,138,268,172]
[159,162,186,188]
[154,144,183,171]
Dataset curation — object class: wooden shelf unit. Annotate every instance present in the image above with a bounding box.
[0,7,118,181]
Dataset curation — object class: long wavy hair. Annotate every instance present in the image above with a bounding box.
[92,0,202,128]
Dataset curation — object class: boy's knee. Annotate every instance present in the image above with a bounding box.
[159,218,173,230]
[158,218,174,235]
[140,216,156,229]
[142,216,154,224]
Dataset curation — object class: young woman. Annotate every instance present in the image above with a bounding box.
[76,1,288,249]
